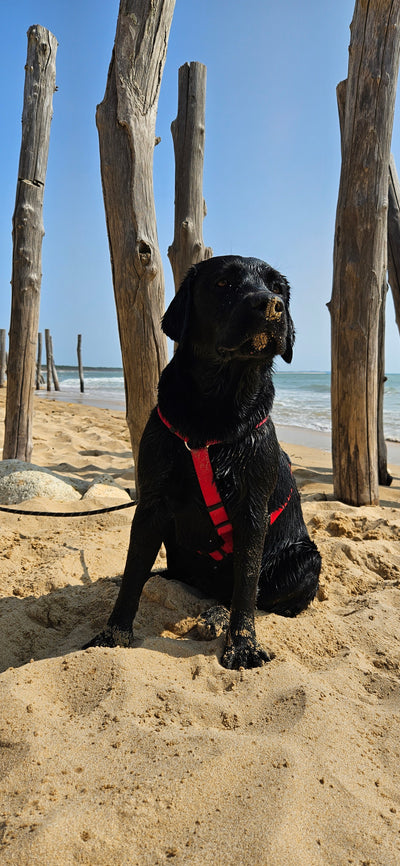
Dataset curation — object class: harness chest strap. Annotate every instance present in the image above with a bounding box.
[157,407,291,560]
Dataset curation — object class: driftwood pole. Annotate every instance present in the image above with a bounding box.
[168,62,212,292]
[330,0,400,506]
[338,79,392,488]
[35,332,42,390]
[45,328,52,391]
[388,155,400,334]
[50,334,60,391]
[0,330,6,387]
[77,334,84,393]
[3,25,57,461]
[96,0,174,470]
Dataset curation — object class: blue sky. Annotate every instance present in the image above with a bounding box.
[0,0,399,371]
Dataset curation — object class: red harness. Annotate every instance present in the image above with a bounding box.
[157,407,291,561]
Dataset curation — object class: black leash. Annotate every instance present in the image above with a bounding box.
[0,499,138,518]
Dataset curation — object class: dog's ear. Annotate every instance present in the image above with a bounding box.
[162,266,196,343]
[281,311,295,364]
[272,272,295,364]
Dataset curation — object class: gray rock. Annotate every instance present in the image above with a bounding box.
[0,460,81,504]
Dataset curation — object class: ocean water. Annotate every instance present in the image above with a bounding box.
[40,367,400,442]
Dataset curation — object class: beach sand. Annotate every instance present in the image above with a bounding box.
[0,390,400,865]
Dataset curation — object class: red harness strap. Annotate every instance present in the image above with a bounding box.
[157,407,290,559]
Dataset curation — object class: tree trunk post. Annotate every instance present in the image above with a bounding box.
[168,62,212,292]
[36,331,43,391]
[0,330,6,388]
[35,332,42,390]
[77,334,84,393]
[337,78,392,488]
[388,154,400,334]
[3,26,57,461]
[50,334,60,391]
[329,1,400,506]
[45,329,52,391]
[96,0,174,471]
[377,287,392,486]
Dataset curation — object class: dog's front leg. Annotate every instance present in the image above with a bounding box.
[222,523,271,670]
[83,502,167,649]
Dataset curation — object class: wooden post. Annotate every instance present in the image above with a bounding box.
[168,62,212,292]
[388,154,400,334]
[96,0,174,471]
[35,332,42,390]
[0,330,6,387]
[329,1,400,506]
[338,79,392,488]
[50,334,60,390]
[45,328,52,391]
[77,334,84,393]
[3,26,57,461]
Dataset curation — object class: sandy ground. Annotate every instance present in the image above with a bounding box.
[0,390,400,865]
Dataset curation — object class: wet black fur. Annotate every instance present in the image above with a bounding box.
[86,256,321,669]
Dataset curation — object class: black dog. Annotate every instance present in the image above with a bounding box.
[86,256,321,669]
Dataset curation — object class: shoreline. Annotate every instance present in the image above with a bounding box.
[34,388,400,467]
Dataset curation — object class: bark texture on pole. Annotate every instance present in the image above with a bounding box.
[388,154,400,334]
[3,25,57,461]
[35,332,42,390]
[330,1,400,506]
[337,78,392,488]
[168,62,212,291]
[96,0,174,469]
[45,329,52,391]
[50,334,60,391]
[0,330,6,388]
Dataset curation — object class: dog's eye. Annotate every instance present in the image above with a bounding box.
[216,279,228,287]
[271,284,283,294]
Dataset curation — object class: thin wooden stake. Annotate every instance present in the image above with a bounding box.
[45,329,52,391]
[50,335,60,390]
[36,332,42,390]
[77,334,84,393]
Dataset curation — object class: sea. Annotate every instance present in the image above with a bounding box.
[39,367,400,444]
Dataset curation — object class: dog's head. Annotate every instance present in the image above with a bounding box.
[162,255,295,364]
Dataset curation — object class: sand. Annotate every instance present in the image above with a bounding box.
[0,390,400,865]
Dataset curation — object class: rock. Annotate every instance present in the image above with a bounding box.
[0,467,81,504]
[82,475,131,501]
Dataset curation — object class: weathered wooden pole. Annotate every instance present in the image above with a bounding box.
[168,62,212,292]
[337,78,392,488]
[330,0,400,506]
[35,332,42,390]
[45,328,52,391]
[77,334,84,393]
[388,154,400,334]
[50,334,60,390]
[96,0,174,470]
[0,330,6,387]
[3,25,57,461]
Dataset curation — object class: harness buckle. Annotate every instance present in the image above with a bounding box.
[185,440,209,452]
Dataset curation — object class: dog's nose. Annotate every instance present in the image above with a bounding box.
[246,292,284,316]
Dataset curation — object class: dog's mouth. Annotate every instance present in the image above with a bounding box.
[218,331,279,358]
[217,299,286,359]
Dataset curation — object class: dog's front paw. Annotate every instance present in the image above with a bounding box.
[83,624,134,650]
[195,604,230,640]
[221,636,271,670]
[221,611,272,670]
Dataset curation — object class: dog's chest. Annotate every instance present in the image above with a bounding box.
[167,445,235,555]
